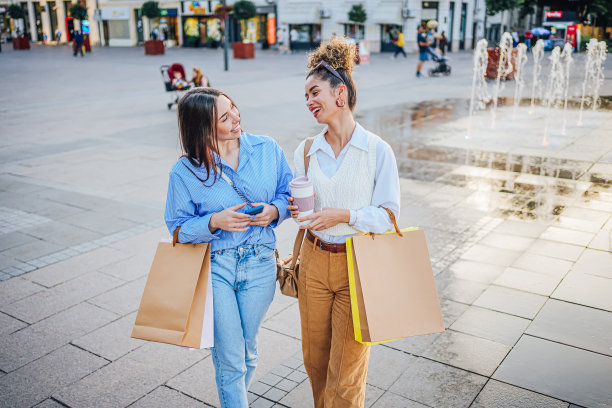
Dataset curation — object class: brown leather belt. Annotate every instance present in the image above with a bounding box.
[306,230,346,253]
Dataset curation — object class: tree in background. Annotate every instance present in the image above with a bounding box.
[8,4,25,37]
[68,3,88,21]
[233,0,256,41]
[348,4,367,24]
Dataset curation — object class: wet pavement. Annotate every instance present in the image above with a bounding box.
[0,44,611,408]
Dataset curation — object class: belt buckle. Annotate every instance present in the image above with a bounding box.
[318,240,324,250]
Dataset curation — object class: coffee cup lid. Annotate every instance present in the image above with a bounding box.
[290,176,312,188]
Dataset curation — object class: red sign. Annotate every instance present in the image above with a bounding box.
[546,11,563,18]
[267,15,276,45]
[566,24,577,48]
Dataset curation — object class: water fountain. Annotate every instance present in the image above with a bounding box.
[512,43,528,120]
[529,39,545,114]
[560,43,573,135]
[490,32,514,129]
[543,46,564,146]
[592,41,608,111]
[577,39,600,125]
[467,38,490,139]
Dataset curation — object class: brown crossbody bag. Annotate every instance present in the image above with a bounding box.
[276,137,314,298]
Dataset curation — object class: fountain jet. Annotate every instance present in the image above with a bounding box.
[467,38,490,139]
[529,40,545,115]
[490,33,514,129]
[512,43,528,120]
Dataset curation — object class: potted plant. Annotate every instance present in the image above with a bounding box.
[8,4,29,50]
[232,0,256,59]
[69,3,91,52]
[348,4,366,64]
[142,1,164,55]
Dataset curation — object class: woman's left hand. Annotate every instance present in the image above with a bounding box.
[298,208,350,231]
[249,203,279,227]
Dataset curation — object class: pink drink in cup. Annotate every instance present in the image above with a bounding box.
[289,176,314,226]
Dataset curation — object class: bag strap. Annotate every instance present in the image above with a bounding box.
[215,165,253,206]
[287,137,316,267]
[173,226,181,246]
[379,206,403,237]
[303,137,314,176]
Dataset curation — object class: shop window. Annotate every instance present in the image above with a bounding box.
[109,20,130,39]
[344,24,364,41]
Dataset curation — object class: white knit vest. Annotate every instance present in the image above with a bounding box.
[295,131,378,236]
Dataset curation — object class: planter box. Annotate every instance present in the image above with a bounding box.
[233,42,254,59]
[144,40,164,55]
[486,48,517,80]
[12,37,30,50]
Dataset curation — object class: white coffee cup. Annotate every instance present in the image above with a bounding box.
[290,176,314,226]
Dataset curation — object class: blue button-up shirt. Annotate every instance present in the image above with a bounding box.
[165,132,293,252]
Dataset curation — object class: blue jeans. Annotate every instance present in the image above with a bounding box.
[209,244,277,408]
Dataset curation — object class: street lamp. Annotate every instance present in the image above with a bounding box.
[218,1,231,71]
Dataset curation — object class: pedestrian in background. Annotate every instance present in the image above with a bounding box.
[416,25,429,77]
[73,31,83,57]
[392,29,407,59]
[439,31,448,55]
[525,30,532,49]
[288,36,400,407]
[55,28,61,44]
[165,87,293,408]
[290,27,298,54]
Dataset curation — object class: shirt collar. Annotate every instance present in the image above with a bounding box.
[307,123,369,157]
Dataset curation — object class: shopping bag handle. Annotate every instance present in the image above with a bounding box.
[173,226,181,247]
[379,206,403,237]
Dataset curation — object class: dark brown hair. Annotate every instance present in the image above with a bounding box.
[177,87,237,184]
[306,36,357,111]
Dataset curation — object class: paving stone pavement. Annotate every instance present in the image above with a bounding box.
[0,45,611,407]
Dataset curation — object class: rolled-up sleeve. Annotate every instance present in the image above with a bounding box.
[351,141,401,233]
[164,171,222,243]
[269,142,293,228]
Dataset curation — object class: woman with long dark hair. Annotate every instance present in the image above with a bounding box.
[288,37,401,407]
[165,87,293,407]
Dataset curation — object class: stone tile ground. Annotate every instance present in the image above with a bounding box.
[0,44,611,407]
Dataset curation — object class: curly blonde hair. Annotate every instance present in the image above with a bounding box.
[306,36,357,111]
[307,36,356,74]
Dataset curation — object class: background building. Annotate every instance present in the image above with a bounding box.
[3,0,487,51]
[277,0,486,53]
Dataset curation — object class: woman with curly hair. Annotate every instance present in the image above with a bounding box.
[287,37,401,407]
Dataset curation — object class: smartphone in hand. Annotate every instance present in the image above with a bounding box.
[245,205,264,215]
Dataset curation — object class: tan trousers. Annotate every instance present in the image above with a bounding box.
[298,239,370,408]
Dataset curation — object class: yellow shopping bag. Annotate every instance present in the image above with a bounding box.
[346,209,444,345]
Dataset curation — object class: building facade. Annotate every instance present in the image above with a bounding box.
[2,0,486,52]
[277,0,485,53]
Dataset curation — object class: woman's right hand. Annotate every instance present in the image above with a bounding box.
[287,197,300,219]
[209,203,252,233]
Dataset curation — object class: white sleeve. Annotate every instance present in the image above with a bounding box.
[350,140,401,233]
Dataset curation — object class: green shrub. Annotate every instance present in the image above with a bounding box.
[141,1,161,19]
[348,4,367,24]
[8,4,25,19]
[69,4,88,20]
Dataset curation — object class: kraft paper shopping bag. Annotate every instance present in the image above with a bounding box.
[131,227,213,349]
[347,209,444,345]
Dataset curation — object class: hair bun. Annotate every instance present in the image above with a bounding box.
[307,36,356,75]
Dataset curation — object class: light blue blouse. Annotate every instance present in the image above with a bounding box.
[165,132,293,252]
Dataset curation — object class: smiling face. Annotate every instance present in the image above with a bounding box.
[215,94,241,142]
[304,74,346,124]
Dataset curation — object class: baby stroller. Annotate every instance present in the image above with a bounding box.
[428,49,451,76]
[161,63,192,110]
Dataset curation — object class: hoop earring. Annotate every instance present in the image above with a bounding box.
[336,98,345,107]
